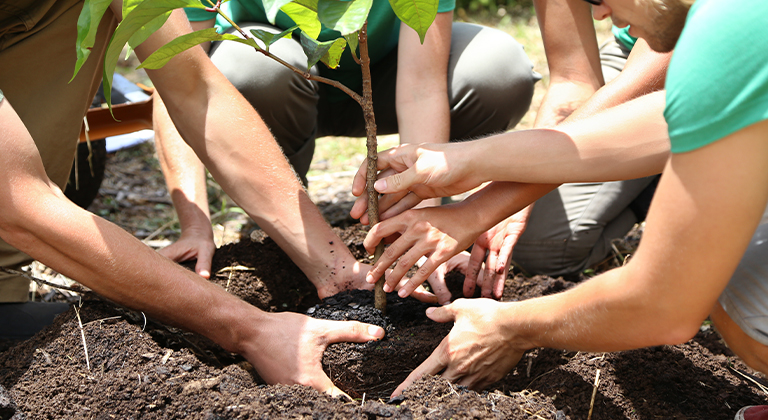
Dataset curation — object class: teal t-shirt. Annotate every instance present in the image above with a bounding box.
[664,0,768,153]
[612,25,636,50]
[187,0,455,101]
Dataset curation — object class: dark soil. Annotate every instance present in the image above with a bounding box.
[1,225,767,419]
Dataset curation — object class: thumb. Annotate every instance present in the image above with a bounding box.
[322,320,386,344]
[425,304,456,323]
[374,167,421,194]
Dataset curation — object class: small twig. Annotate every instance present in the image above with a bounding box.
[729,364,768,396]
[74,299,90,371]
[447,382,459,397]
[141,312,147,331]
[0,266,83,293]
[141,217,179,243]
[361,392,366,407]
[216,265,255,292]
[161,349,173,364]
[587,369,601,420]
[83,316,122,327]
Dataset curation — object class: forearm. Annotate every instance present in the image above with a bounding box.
[0,182,262,354]
[396,13,451,144]
[565,40,671,123]
[462,91,669,184]
[457,182,557,234]
[153,93,211,233]
[135,10,351,282]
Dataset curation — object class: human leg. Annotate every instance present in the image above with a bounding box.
[513,176,659,277]
[0,0,115,302]
[446,22,540,139]
[712,213,768,375]
[209,24,320,183]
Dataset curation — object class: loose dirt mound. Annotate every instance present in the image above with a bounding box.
[1,227,766,419]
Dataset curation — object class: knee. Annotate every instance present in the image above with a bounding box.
[711,302,768,375]
[449,23,541,135]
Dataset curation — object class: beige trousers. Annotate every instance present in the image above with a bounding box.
[0,0,116,301]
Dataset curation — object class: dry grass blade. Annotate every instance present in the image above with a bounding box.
[587,368,601,420]
[74,302,90,371]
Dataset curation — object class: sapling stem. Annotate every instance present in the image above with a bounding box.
[358,22,387,313]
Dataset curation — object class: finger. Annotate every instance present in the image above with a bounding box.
[492,238,515,299]
[352,158,370,197]
[481,250,499,298]
[349,195,370,222]
[321,319,386,344]
[400,255,443,299]
[404,283,438,304]
[427,264,452,305]
[391,341,449,397]
[464,244,486,297]
[385,245,427,294]
[380,192,423,220]
[425,304,456,323]
[195,247,214,280]
[374,167,423,195]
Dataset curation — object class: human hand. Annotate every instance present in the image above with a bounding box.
[350,143,483,222]
[363,205,484,299]
[392,298,523,396]
[157,226,216,278]
[420,251,485,305]
[245,311,385,397]
[316,260,438,304]
[465,209,530,300]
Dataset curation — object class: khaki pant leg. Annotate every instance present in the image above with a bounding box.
[0,2,116,301]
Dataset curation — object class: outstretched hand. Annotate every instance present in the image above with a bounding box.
[363,204,485,299]
[245,311,385,397]
[350,143,484,222]
[157,226,216,278]
[392,299,523,396]
[464,209,531,300]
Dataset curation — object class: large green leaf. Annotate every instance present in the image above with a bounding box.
[262,0,295,24]
[293,0,319,12]
[124,0,172,60]
[299,31,346,70]
[317,0,372,35]
[102,0,206,114]
[280,2,321,39]
[137,28,257,69]
[72,0,112,82]
[389,0,437,43]
[344,31,359,60]
[250,25,298,52]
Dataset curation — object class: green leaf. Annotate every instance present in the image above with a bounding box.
[280,2,321,39]
[72,0,113,82]
[344,31,359,60]
[299,32,346,69]
[389,0,438,43]
[249,25,298,52]
[317,0,372,35]
[126,12,172,59]
[261,0,295,24]
[102,0,206,115]
[139,30,262,69]
[293,0,319,12]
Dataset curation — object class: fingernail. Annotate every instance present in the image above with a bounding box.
[426,307,435,315]
[398,289,407,298]
[383,284,392,293]
[366,274,375,284]
[369,326,385,339]
[374,179,387,192]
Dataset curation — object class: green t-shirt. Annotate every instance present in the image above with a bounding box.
[187,0,455,101]
[612,25,636,50]
[664,0,768,153]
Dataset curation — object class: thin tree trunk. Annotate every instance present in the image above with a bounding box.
[358,22,387,314]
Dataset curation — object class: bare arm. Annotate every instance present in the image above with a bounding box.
[533,0,603,128]
[395,118,768,393]
[565,38,672,122]
[396,12,452,145]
